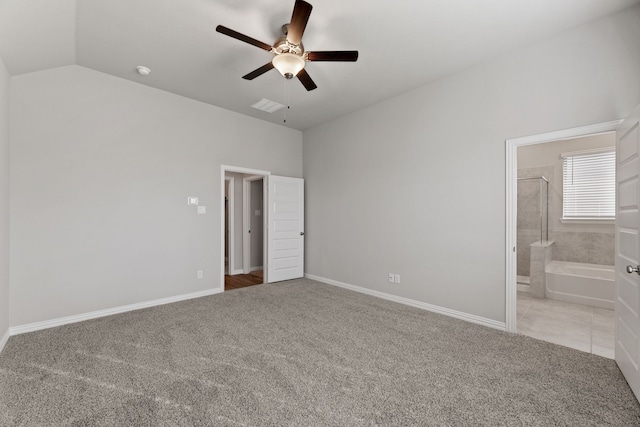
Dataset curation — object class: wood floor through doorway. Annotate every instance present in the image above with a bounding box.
[225,270,263,291]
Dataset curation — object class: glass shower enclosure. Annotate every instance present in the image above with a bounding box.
[517,176,549,281]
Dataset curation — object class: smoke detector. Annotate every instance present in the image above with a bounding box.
[136,66,151,76]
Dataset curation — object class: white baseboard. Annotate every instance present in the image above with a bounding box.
[517,284,530,293]
[230,269,244,275]
[10,287,224,336]
[249,266,263,272]
[0,328,9,353]
[305,274,506,332]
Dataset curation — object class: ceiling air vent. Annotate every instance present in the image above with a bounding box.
[251,98,285,113]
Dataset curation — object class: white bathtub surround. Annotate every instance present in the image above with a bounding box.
[545,260,614,310]
[517,291,614,358]
[529,241,554,299]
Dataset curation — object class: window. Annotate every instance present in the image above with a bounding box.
[562,148,615,220]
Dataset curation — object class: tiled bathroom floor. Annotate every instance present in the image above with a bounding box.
[517,291,615,359]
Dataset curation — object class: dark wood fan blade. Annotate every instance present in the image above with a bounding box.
[297,68,317,91]
[216,25,273,51]
[287,0,312,47]
[242,62,275,80]
[307,51,359,62]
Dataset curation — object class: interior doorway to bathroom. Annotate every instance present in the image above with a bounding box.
[506,121,621,358]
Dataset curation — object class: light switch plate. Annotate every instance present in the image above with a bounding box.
[187,196,199,206]
[197,206,206,214]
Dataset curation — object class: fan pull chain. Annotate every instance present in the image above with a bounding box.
[283,78,291,124]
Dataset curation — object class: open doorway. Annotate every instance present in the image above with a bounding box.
[506,120,622,358]
[223,170,267,291]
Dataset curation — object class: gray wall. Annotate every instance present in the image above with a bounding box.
[250,179,264,269]
[303,6,640,323]
[10,65,302,326]
[518,133,616,276]
[0,55,9,339]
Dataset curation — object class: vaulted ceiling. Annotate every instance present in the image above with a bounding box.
[1,0,638,130]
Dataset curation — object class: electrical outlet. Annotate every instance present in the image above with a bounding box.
[197,270,204,279]
[388,273,394,283]
[394,274,401,284]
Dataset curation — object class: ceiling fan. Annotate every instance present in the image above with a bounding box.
[216,0,358,91]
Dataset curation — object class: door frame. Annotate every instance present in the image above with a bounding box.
[243,175,266,274]
[221,165,271,289]
[224,176,235,276]
[505,120,622,333]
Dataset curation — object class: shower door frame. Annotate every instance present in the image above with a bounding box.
[504,120,622,333]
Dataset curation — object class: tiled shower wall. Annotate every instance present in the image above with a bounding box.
[549,231,614,266]
[517,166,614,277]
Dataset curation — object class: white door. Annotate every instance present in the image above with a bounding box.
[267,176,304,282]
[616,104,640,401]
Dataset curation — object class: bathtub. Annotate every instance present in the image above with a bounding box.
[545,260,614,310]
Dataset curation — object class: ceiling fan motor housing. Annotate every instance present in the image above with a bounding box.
[274,34,304,56]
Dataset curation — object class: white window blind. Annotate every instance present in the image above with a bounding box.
[562,149,615,220]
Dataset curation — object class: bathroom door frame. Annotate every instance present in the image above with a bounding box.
[505,120,622,333]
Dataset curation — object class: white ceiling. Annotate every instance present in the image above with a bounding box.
[0,0,638,130]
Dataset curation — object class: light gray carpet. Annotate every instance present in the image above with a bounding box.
[1,278,639,426]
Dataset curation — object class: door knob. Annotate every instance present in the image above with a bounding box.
[300,232,305,236]
[627,265,640,274]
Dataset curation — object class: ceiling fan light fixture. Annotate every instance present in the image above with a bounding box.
[272,53,305,79]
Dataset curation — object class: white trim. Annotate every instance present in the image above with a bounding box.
[505,120,622,333]
[261,178,268,283]
[506,139,518,333]
[306,274,505,331]
[0,328,9,353]
[250,266,263,272]
[231,269,244,275]
[221,165,272,290]
[225,177,235,277]
[10,288,223,336]
[507,122,621,147]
